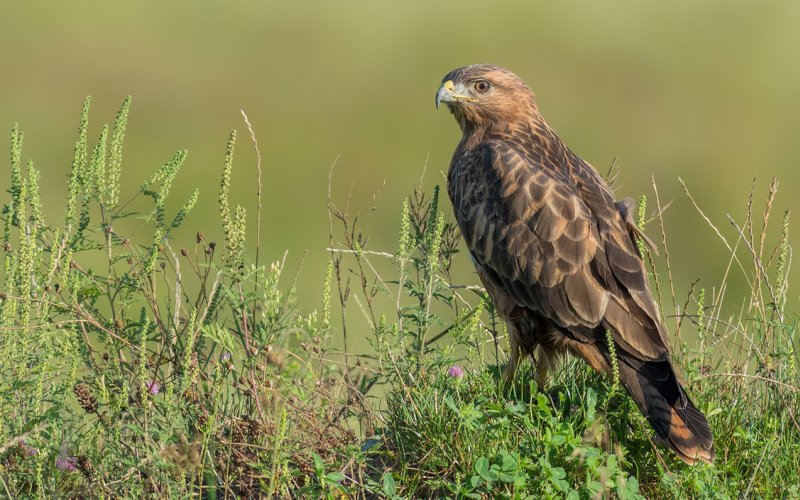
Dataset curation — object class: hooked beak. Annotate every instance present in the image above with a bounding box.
[435,80,475,109]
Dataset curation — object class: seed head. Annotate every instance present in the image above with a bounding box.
[73,384,98,413]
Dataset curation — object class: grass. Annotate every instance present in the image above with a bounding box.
[0,98,798,498]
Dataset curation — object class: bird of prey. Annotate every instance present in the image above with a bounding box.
[435,64,714,465]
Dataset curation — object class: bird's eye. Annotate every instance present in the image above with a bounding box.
[473,80,491,94]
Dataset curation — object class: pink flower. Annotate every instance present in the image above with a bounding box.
[447,365,465,379]
[145,380,160,395]
[56,455,77,472]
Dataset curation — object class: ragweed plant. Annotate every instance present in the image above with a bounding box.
[0,99,364,497]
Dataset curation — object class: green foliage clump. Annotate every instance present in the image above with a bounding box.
[382,367,642,498]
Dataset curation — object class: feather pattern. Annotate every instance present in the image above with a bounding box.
[439,64,714,464]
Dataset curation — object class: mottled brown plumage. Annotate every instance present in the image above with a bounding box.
[436,64,714,465]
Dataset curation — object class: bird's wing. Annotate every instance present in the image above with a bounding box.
[449,142,668,360]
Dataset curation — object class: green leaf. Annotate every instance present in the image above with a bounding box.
[326,472,344,483]
[468,475,483,489]
[311,452,325,476]
[506,400,526,415]
[475,456,499,483]
[475,456,490,476]
[498,452,517,472]
[382,472,396,496]
[587,479,603,493]
[200,323,238,354]
[549,467,568,492]
[483,467,499,483]
[586,387,597,421]
[498,471,516,484]
[553,479,570,493]
[617,475,640,499]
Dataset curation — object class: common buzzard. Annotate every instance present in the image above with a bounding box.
[436,64,714,465]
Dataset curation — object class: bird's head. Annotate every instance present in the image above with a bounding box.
[436,64,539,133]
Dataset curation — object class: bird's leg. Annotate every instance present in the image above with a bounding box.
[502,325,520,384]
[535,349,551,389]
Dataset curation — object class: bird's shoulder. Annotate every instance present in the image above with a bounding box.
[448,135,600,222]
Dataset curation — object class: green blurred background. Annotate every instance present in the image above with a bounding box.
[2,1,798,340]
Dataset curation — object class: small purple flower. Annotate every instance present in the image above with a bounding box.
[56,455,77,472]
[19,439,38,456]
[447,365,465,379]
[221,351,232,362]
[145,380,160,395]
